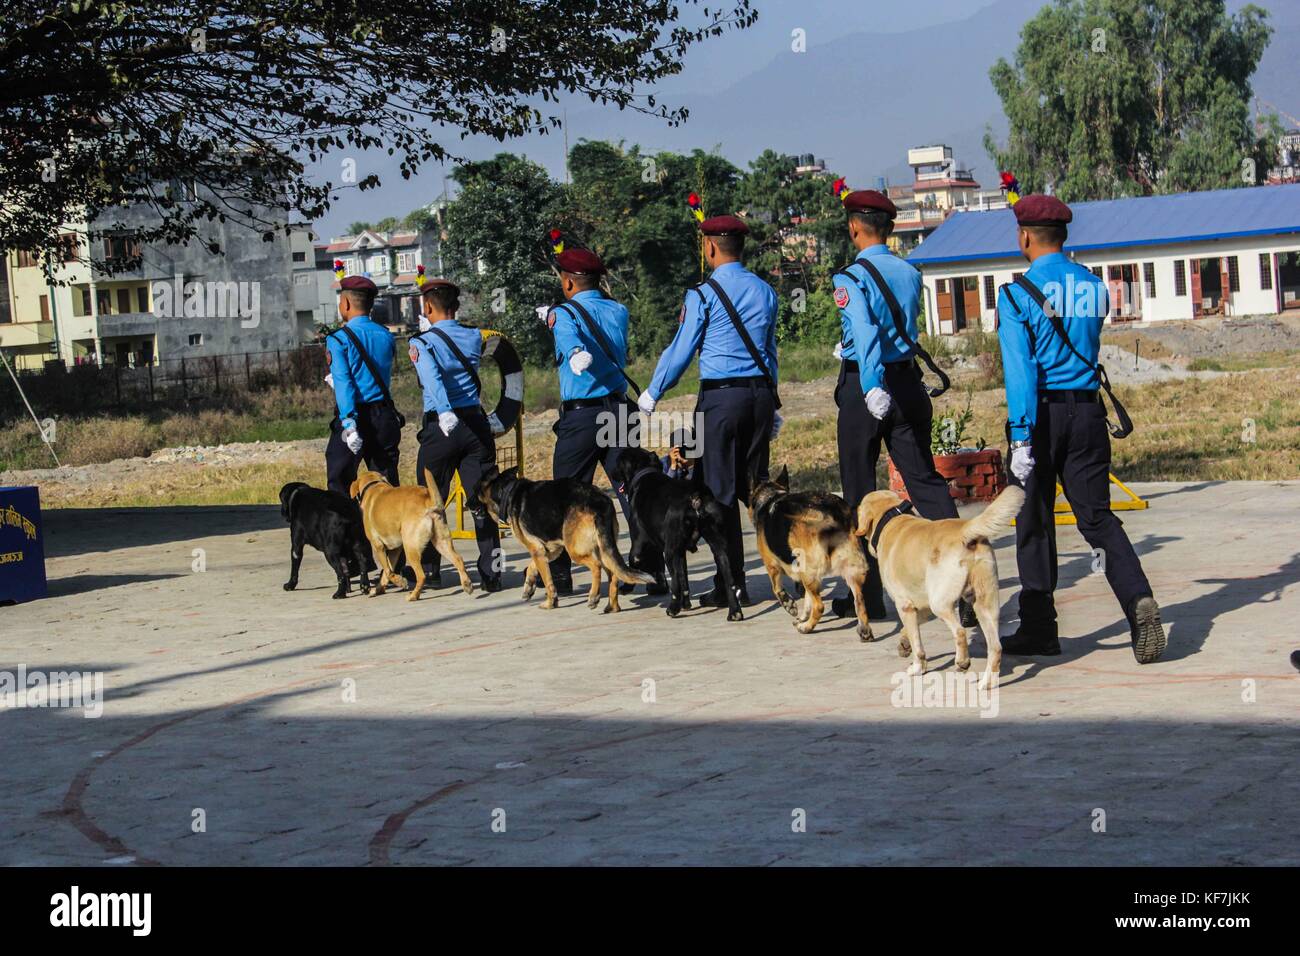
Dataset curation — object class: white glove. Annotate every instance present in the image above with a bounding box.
[569,349,594,375]
[833,342,844,360]
[865,387,892,420]
[342,427,363,455]
[324,373,334,389]
[418,316,433,333]
[637,391,657,415]
[770,411,784,441]
[1010,445,1035,482]
[438,411,460,436]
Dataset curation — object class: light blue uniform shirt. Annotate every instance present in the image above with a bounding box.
[327,315,395,428]
[832,244,923,394]
[409,319,483,415]
[549,290,630,402]
[997,251,1107,441]
[648,261,779,398]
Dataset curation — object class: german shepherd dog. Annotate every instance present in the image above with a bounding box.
[749,465,873,639]
[474,466,653,612]
[611,446,743,621]
[279,482,371,599]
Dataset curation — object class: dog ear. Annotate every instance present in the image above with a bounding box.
[776,464,789,489]
[854,494,877,538]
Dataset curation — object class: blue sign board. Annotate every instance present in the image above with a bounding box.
[0,486,47,604]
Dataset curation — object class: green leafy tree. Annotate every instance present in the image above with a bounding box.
[442,153,572,365]
[347,221,374,236]
[374,216,401,233]
[985,0,1278,200]
[1,1,755,273]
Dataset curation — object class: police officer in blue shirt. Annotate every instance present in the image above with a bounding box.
[639,214,780,608]
[325,275,401,496]
[546,246,641,594]
[997,194,1165,663]
[828,189,970,626]
[408,279,502,592]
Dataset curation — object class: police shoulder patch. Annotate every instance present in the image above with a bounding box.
[833,286,851,309]
[408,343,420,364]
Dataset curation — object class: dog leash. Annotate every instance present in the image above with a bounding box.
[869,500,915,553]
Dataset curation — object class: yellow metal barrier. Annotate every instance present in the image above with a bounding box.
[1013,473,1149,526]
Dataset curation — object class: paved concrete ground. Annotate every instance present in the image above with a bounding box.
[2,480,1297,866]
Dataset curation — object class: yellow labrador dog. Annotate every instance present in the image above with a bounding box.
[350,468,473,602]
[855,486,1024,689]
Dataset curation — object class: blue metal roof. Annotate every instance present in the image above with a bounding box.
[906,183,1300,266]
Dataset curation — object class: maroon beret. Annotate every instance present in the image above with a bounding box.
[1013,194,1072,226]
[699,214,749,237]
[842,190,897,217]
[556,247,606,275]
[420,278,459,293]
[339,275,377,293]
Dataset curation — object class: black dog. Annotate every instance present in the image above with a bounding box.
[612,447,743,621]
[279,482,371,599]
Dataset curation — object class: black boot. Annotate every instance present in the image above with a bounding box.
[832,594,888,621]
[1001,621,1061,656]
[480,576,503,593]
[959,598,978,630]
[1128,595,1166,664]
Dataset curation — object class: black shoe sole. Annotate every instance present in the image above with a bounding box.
[1131,596,1166,664]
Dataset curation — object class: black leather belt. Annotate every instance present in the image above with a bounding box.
[700,376,770,391]
[561,393,623,412]
[1041,390,1099,404]
[841,358,915,374]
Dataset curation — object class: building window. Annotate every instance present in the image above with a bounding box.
[397,252,416,274]
[81,289,91,314]
[39,295,50,322]
[1090,266,1103,279]
[59,233,80,262]
[1173,260,1187,296]
[1011,271,1024,284]
[292,251,307,263]
[117,288,131,314]
[17,250,39,268]
[982,274,995,310]
[1143,262,1156,298]
[1226,255,1240,293]
[294,273,312,286]
[137,287,149,312]
[97,290,112,315]
[936,278,948,294]
[1260,253,1273,290]
[369,254,387,273]
[188,333,203,346]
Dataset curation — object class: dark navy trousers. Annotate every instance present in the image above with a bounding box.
[325,402,402,496]
[415,407,501,585]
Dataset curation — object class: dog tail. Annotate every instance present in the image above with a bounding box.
[596,508,654,585]
[961,485,1025,546]
[423,469,447,517]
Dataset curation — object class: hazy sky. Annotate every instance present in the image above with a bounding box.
[310,0,1295,239]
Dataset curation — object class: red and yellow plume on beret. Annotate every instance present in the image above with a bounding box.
[999,171,1021,206]
[687,192,704,223]
[333,259,345,280]
[415,263,426,288]
[549,229,564,255]
[832,177,851,203]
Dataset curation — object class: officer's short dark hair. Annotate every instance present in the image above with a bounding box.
[563,271,599,292]
[421,283,460,315]
[1023,223,1068,247]
[710,234,744,257]
[341,288,376,314]
[849,210,894,240]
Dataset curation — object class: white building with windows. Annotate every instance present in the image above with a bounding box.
[907,184,1300,334]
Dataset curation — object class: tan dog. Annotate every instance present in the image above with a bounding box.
[749,466,873,639]
[855,485,1024,689]
[349,469,473,602]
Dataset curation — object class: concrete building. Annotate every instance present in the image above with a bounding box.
[906,184,1300,334]
[291,224,337,339]
[0,190,303,370]
[892,145,1009,254]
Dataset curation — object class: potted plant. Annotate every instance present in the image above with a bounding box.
[887,390,1005,503]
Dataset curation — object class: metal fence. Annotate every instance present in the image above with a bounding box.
[0,345,329,420]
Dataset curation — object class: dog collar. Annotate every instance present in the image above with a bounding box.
[619,466,661,497]
[354,479,385,504]
[869,500,915,553]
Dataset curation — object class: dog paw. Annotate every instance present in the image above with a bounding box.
[897,640,912,657]
[954,656,971,672]
[906,659,925,676]
[857,623,873,642]
[587,598,601,610]
[667,605,681,618]
[283,581,296,591]
[602,604,616,614]
[727,608,744,622]
[978,670,997,692]
[796,620,815,634]
[332,591,346,600]
[522,585,536,601]
[541,599,556,610]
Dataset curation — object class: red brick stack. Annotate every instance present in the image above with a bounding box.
[887,449,1005,503]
